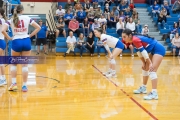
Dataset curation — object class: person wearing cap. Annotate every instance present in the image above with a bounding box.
[116,17,125,37]
[104,3,110,19]
[98,14,107,33]
[68,16,80,37]
[55,5,65,20]
[141,24,149,36]
[95,5,103,18]
[36,20,48,55]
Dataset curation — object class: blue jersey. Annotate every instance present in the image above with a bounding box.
[37,25,47,38]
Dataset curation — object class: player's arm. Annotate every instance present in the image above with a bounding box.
[1,23,12,40]
[30,22,41,38]
[103,42,112,55]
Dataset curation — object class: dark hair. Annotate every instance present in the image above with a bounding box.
[0,8,7,20]
[94,28,103,34]
[13,5,24,27]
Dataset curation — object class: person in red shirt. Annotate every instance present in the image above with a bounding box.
[129,0,135,12]
[120,39,134,57]
[68,16,80,37]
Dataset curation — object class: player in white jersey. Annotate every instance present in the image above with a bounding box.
[1,5,41,92]
[0,8,7,86]
[94,28,124,78]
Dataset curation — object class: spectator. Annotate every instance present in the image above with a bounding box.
[112,6,119,20]
[82,17,90,37]
[64,9,73,26]
[64,31,76,57]
[171,32,180,56]
[98,14,107,33]
[65,0,72,10]
[151,1,160,18]
[119,0,128,11]
[74,0,79,6]
[162,0,170,17]
[114,0,121,6]
[77,33,87,57]
[96,39,107,57]
[104,3,110,19]
[119,11,126,22]
[107,11,116,28]
[88,7,95,24]
[133,14,141,33]
[77,8,86,23]
[56,17,66,37]
[161,7,167,17]
[84,0,91,13]
[141,24,149,36]
[91,18,101,31]
[74,1,82,12]
[95,5,103,18]
[120,39,134,57]
[157,10,167,30]
[124,7,132,17]
[86,32,95,56]
[36,20,48,55]
[170,22,179,41]
[172,0,180,14]
[55,5,65,20]
[105,0,112,6]
[68,16,80,36]
[129,0,135,12]
[132,8,138,16]
[69,6,76,15]
[92,0,98,10]
[116,18,125,37]
[126,17,136,32]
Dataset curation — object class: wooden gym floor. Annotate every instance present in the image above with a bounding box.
[0,55,180,120]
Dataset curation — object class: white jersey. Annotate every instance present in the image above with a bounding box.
[0,18,5,40]
[5,15,34,39]
[100,34,118,48]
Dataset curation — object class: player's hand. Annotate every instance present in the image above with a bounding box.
[142,62,146,70]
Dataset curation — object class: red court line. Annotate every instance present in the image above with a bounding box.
[92,65,158,120]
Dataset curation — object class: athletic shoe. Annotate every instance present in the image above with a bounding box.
[8,83,18,91]
[120,54,122,57]
[3,79,7,85]
[22,86,28,92]
[144,91,158,100]
[44,52,48,55]
[133,86,147,94]
[103,69,111,76]
[0,79,6,86]
[106,73,117,78]
[131,54,134,57]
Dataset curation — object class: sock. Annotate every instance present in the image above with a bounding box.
[2,75,5,80]
[23,82,27,86]
[152,89,157,93]
[142,84,146,87]
[0,75,2,80]
[12,78,16,84]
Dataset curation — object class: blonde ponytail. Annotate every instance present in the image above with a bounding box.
[13,12,19,27]
[2,13,7,21]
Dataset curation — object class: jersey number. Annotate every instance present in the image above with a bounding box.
[17,20,25,28]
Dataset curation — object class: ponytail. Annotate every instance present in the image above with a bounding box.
[2,13,7,21]
[13,12,19,27]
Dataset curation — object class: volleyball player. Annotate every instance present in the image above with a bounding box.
[2,5,41,92]
[122,29,165,100]
[94,28,124,78]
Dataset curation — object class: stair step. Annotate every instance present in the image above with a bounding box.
[148,32,160,36]
[153,36,162,40]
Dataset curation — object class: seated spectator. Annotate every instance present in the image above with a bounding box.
[77,33,87,57]
[88,7,95,24]
[107,11,116,28]
[170,22,179,41]
[129,0,135,12]
[97,39,107,57]
[64,9,73,26]
[119,0,128,11]
[133,14,141,33]
[172,0,180,14]
[105,0,112,6]
[162,1,170,17]
[112,6,119,20]
[69,6,76,15]
[126,17,135,33]
[74,0,79,6]
[116,18,125,37]
[104,3,110,19]
[55,5,65,20]
[95,5,103,18]
[68,16,80,37]
[36,20,48,55]
[77,8,86,23]
[82,17,90,37]
[98,14,107,33]
[92,18,101,31]
[124,7,132,17]
[141,24,149,36]
[120,39,134,57]
[64,31,76,57]
[119,11,126,22]
[74,1,82,12]
[151,1,160,18]
[157,10,167,30]
[161,7,167,17]
[132,8,138,17]
[171,32,180,56]
[92,0,98,10]
[86,32,95,56]
[56,17,66,37]
[84,0,91,13]
[65,0,72,11]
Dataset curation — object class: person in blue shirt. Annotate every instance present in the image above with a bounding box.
[77,8,86,23]
[36,20,48,55]
[151,1,160,17]
[64,9,73,26]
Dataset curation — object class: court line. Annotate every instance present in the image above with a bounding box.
[92,65,158,120]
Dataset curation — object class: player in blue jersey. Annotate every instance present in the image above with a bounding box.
[122,29,165,100]
[2,5,41,92]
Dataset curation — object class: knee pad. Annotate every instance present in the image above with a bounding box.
[22,67,28,72]
[149,72,157,80]
[142,70,149,76]
[10,66,17,71]
[109,59,116,65]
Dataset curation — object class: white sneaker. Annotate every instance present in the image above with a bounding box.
[106,72,117,78]
[144,92,158,100]
[133,86,147,94]
[131,54,134,57]
[120,54,122,57]
[0,79,6,86]
[103,69,111,76]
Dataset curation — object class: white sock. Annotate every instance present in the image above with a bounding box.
[142,84,146,87]
[12,78,16,84]
[0,75,2,80]
[152,89,157,93]
[2,75,5,80]
[23,82,27,86]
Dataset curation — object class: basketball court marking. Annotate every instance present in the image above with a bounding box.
[92,65,158,120]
